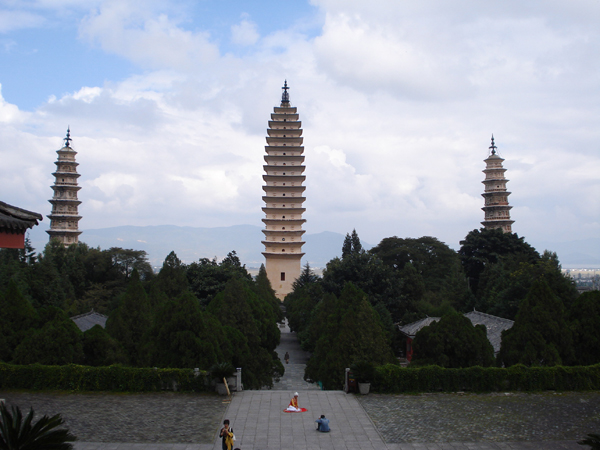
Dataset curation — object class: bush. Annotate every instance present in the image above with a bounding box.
[372,363,600,393]
[0,403,76,450]
[0,363,209,392]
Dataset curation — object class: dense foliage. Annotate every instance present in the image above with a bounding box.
[303,283,397,389]
[372,363,600,393]
[411,311,495,368]
[0,362,208,392]
[0,241,282,389]
[284,227,595,382]
[1,222,595,391]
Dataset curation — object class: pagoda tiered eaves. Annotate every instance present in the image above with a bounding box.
[262,81,307,299]
[481,135,514,233]
[47,128,82,246]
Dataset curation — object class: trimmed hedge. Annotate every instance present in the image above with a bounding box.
[0,363,209,392]
[373,363,600,393]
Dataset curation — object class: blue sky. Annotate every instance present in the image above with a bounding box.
[1,1,320,110]
[1,0,599,263]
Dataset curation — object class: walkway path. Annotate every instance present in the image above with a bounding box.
[1,320,598,450]
[267,320,319,391]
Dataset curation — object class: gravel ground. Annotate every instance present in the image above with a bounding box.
[358,391,600,443]
[0,391,229,444]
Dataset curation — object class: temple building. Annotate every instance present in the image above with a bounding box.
[0,201,42,249]
[261,81,306,299]
[47,128,82,246]
[481,135,514,233]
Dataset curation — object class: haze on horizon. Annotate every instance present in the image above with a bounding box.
[1,0,599,255]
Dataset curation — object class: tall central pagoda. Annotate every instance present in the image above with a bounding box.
[261,81,306,299]
[481,135,514,233]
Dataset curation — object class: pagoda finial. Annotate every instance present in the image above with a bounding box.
[489,134,497,155]
[64,126,72,148]
[281,80,290,104]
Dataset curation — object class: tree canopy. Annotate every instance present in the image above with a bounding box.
[411,311,495,368]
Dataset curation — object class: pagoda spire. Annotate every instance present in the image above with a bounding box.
[489,134,497,155]
[47,128,82,246]
[281,80,290,106]
[64,126,72,148]
[481,136,514,233]
[262,82,306,299]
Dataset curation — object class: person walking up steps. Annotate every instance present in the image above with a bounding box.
[284,351,290,364]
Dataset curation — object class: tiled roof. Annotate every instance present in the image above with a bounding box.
[398,310,514,354]
[71,310,108,332]
[398,317,441,338]
[464,310,514,354]
[0,201,43,234]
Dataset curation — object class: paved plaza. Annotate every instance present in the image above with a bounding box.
[1,321,599,450]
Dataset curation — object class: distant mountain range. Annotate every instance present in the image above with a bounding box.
[27,225,366,268]
[27,225,599,269]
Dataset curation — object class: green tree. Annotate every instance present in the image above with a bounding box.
[497,278,574,367]
[147,291,228,369]
[105,269,152,365]
[341,233,352,258]
[292,262,320,291]
[206,278,280,388]
[0,280,39,362]
[285,282,323,336]
[82,325,128,366]
[411,311,495,368]
[458,228,540,297]
[322,252,407,322]
[107,248,153,280]
[569,290,600,366]
[350,229,363,254]
[12,307,84,365]
[253,264,284,323]
[371,236,472,312]
[304,283,396,389]
[477,251,577,320]
[154,251,188,298]
[187,251,252,305]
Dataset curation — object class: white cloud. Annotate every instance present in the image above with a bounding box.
[2,0,600,259]
[79,1,219,70]
[0,10,45,32]
[231,16,259,46]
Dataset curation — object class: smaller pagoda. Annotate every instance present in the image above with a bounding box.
[481,135,514,233]
[47,128,82,246]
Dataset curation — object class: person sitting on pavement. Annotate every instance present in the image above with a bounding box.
[315,414,330,432]
[285,392,301,412]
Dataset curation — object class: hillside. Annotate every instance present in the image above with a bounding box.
[26,225,599,269]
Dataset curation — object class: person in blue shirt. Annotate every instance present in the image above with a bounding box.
[315,414,330,432]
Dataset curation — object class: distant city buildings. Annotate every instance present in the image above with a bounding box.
[481,136,514,233]
[47,128,82,246]
[261,81,307,299]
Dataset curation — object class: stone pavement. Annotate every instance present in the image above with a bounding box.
[267,320,320,391]
[1,320,599,450]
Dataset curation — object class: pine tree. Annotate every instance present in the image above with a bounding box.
[498,278,574,367]
[304,283,396,389]
[105,269,152,365]
[0,280,38,362]
[342,233,352,258]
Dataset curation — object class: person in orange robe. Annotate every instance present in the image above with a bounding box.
[285,392,300,412]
